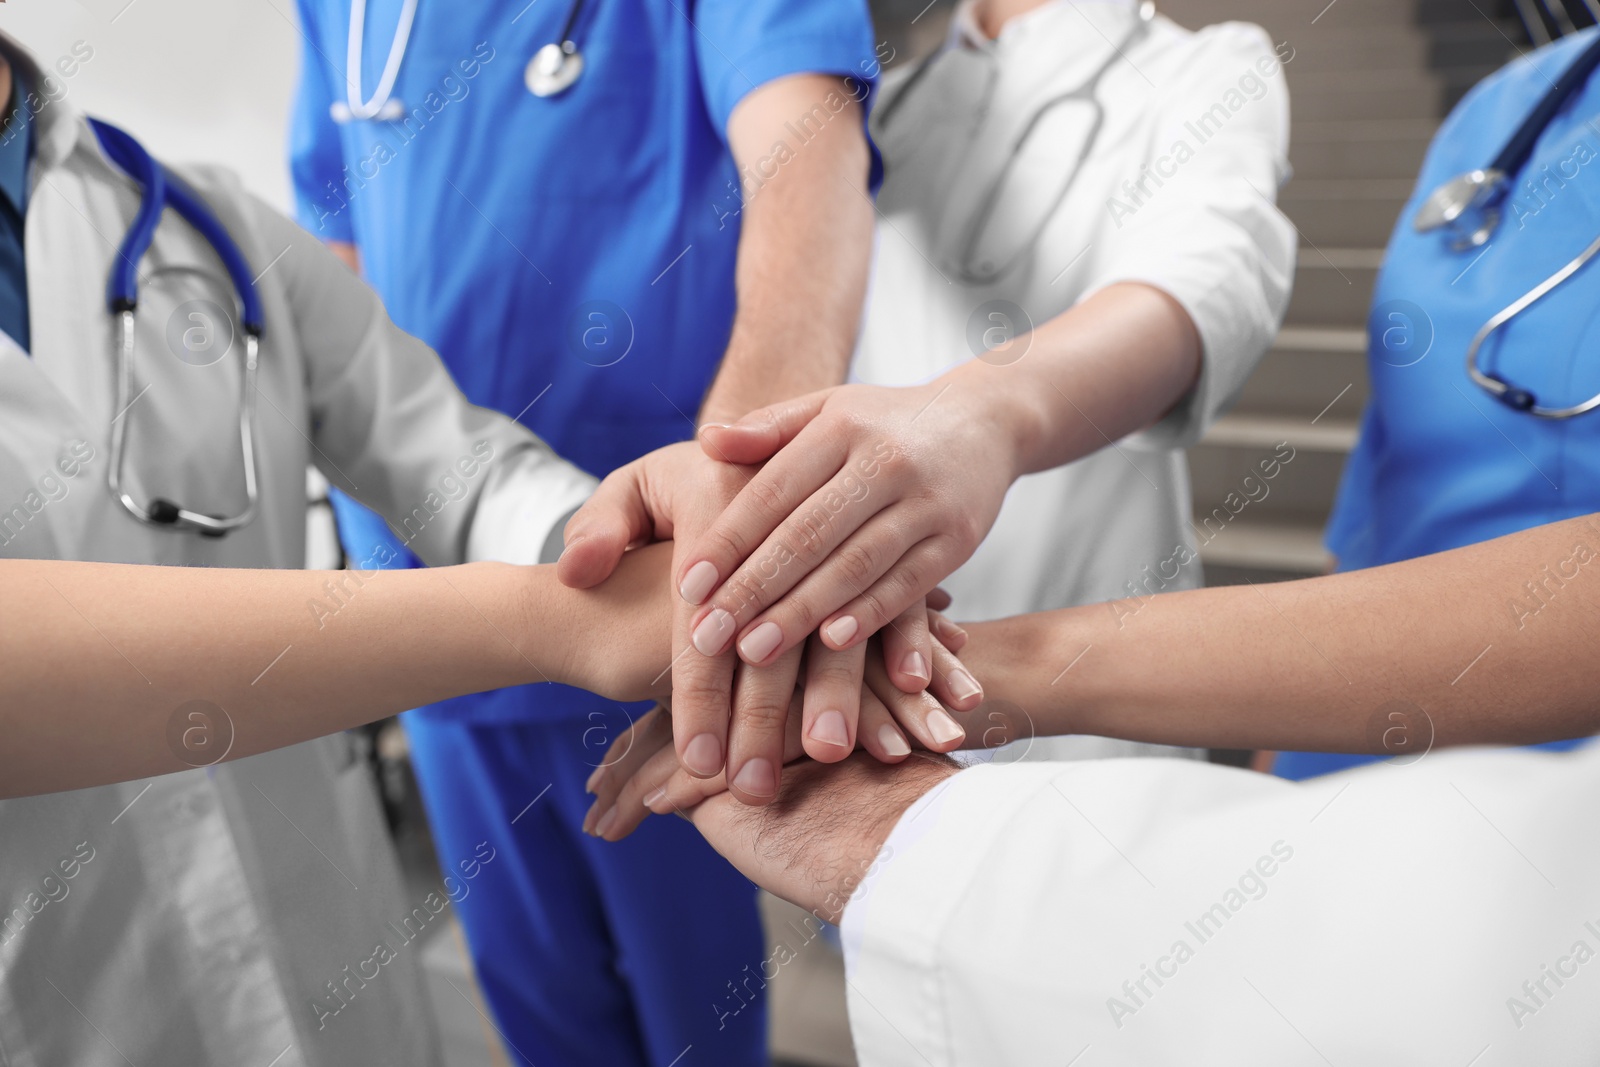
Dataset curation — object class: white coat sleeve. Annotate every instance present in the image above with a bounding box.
[1085,23,1297,450]
[245,195,596,567]
[840,743,1600,1066]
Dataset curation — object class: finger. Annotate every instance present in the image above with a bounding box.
[557,460,659,589]
[677,427,854,617]
[879,600,934,694]
[864,650,965,753]
[817,536,958,651]
[926,632,984,713]
[925,587,953,613]
[734,526,949,664]
[697,388,836,465]
[671,597,738,778]
[856,686,912,763]
[595,741,707,841]
[649,707,805,819]
[928,610,969,653]
[801,636,865,763]
[584,705,670,835]
[725,646,805,804]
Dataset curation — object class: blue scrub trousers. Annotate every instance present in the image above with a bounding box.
[403,703,767,1067]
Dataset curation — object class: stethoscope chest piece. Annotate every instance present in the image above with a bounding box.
[1414,168,1505,250]
[527,41,584,97]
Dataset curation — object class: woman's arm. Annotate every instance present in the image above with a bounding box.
[0,544,673,798]
[960,513,1600,753]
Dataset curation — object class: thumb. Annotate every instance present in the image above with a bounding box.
[556,463,659,589]
[698,388,835,465]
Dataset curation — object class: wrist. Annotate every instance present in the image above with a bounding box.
[507,563,584,689]
[940,360,1050,481]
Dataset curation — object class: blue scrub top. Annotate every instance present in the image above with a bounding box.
[1326,28,1600,571]
[290,0,880,723]
[291,0,879,483]
[1281,30,1600,780]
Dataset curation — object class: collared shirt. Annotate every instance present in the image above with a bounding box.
[0,73,30,351]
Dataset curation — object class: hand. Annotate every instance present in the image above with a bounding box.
[556,439,984,795]
[678,377,1022,669]
[585,617,974,832]
[691,752,960,920]
[541,541,675,704]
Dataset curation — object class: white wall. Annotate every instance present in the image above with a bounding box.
[3,0,302,211]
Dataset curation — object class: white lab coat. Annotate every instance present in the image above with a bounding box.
[856,1,1295,760]
[842,742,1600,1064]
[0,34,594,1067]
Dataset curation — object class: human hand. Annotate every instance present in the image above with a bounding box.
[585,617,973,832]
[541,541,675,704]
[678,378,1021,671]
[555,439,984,793]
[691,751,960,921]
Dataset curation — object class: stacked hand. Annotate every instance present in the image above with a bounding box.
[557,377,1021,803]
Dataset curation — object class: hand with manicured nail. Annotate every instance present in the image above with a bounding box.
[555,436,979,792]
[678,378,1019,674]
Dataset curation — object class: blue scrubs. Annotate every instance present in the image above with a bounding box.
[288,3,880,1063]
[1276,29,1600,781]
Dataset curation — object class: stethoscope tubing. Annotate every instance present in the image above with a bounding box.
[91,118,264,535]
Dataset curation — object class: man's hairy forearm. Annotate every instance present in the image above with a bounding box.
[701,74,874,424]
[956,513,1600,755]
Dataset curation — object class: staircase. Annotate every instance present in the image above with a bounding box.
[1160,0,1526,583]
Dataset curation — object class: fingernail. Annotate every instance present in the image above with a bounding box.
[679,560,719,605]
[582,799,602,835]
[643,786,669,809]
[878,724,912,757]
[809,710,850,749]
[732,757,777,797]
[698,422,733,436]
[901,650,930,683]
[585,765,604,794]
[927,707,965,746]
[558,534,586,562]
[692,609,736,655]
[684,733,723,776]
[824,615,859,647]
[595,806,620,839]
[739,621,784,664]
[949,669,983,702]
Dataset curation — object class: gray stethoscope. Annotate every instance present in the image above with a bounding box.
[331,0,588,122]
[93,119,264,537]
[876,0,1155,284]
[1415,32,1600,418]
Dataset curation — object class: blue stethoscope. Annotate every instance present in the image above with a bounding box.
[92,118,264,537]
[1414,32,1600,418]
[331,0,587,122]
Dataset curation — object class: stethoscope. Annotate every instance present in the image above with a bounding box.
[876,0,1156,285]
[1414,32,1600,418]
[331,0,587,123]
[91,119,264,537]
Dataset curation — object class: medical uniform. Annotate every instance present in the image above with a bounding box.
[840,741,1600,1064]
[0,34,593,1067]
[287,2,879,1063]
[1278,30,1600,780]
[854,0,1294,761]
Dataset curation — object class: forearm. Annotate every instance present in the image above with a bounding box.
[700,74,873,423]
[1,558,583,797]
[946,282,1203,478]
[959,514,1600,753]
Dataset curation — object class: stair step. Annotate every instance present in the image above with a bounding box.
[1284,251,1381,326]
[1202,412,1360,452]
[1280,179,1413,246]
[1233,335,1371,422]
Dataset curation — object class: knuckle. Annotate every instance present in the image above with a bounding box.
[809,660,860,690]
[744,472,790,519]
[699,526,750,570]
[854,587,892,629]
[832,539,882,591]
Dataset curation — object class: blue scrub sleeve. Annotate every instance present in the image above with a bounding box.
[288,0,356,243]
[692,0,885,191]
